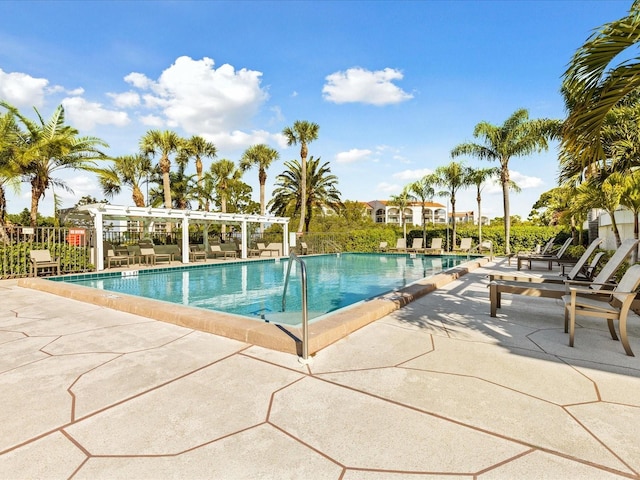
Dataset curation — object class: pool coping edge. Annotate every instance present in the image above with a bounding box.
[17,256,491,356]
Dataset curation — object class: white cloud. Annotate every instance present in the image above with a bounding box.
[124,72,154,90]
[66,87,85,96]
[509,170,544,189]
[272,132,289,149]
[139,114,164,127]
[62,97,130,130]
[268,105,284,125]
[480,170,542,195]
[54,175,100,201]
[141,93,166,109]
[124,56,268,136]
[0,69,49,107]
[376,182,401,194]
[211,129,279,151]
[46,85,65,94]
[323,67,413,105]
[392,168,432,181]
[108,91,141,108]
[335,148,373,164]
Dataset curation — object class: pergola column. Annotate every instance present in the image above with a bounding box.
[181,216,189,263]
[95,211,104,271]
[240,220,247,259]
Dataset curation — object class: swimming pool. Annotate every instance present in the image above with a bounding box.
[54,253,468,325]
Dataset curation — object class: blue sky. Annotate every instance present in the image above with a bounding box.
[0,0,632,219]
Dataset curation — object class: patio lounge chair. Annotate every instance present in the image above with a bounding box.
[516,237,573,270]
[139,246,172,265]
[407,238,424,253]
[563,264,640,356]
[265,242,282,256]
[189,245,207,262]
[29,249,60,277]
[489,238,639,317]
[389,238,406,252]
[453,237,472,253]
[471,240,494,260]
[424,237,443,254]
[106,248,133,268]
[554,237,604,278]
[525,237,556,256]
[250,242,279,257]
[378,241,388,252]
[491,237,604,284]
[104,241,136,268]
[210,245,237,259]
[507,236,556,266]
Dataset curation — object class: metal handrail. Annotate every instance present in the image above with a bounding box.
[324,239,342,253]
[282,252,309,362]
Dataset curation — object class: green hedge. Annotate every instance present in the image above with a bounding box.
[0,242,93,278]
[303,224,566,256]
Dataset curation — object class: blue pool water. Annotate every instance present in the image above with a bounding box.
[56,253,469,324]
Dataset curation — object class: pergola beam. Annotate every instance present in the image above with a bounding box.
[60,204,290,271]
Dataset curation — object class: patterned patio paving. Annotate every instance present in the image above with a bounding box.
[1,256,639,479]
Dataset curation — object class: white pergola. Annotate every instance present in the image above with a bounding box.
[61,204,290,271]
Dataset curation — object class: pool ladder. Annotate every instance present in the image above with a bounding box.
[282,252,310,363]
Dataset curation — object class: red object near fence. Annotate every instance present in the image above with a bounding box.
[67,229,86,246]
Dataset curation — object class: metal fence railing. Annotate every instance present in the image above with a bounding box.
[0,226,97,279]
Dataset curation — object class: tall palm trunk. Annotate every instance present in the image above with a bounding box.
[196,156,203,210]
[132,185,145,208]
[421,205,427,244]
[451,197,457,250]
[30,177,46,227]
[610,210,622,248]
[259,169,267,215]
[501,164,511,254]
[633,213,639,264]
[259,168,267,234]
[159,154,172,233]
[0,187,10,244]
[220,193,227,236]
[476,191,482,245]
[298,143,308,233]
[160,154,172,208]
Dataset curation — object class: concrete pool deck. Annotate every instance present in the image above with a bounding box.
[1,256,640,478]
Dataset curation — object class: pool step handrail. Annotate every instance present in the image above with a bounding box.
[282,252,310,363]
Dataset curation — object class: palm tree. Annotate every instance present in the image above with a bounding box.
[268,156,342,232]
[389,187,413,246]
[620,169,640,262]
[562,1,640,167]
[575,173,625,248]
[178,135,217,210]
[561,90,640,253]
[434,161,470,251]
[168,162,198,210]
[408,174,437,246]
[140,130,183,210]
[282,120,320,234]
[100,154,152,207]
[466,166,499,245]
[1,102,108,227]
[0,111,23,241]
[239,144,280,232]
[207,159,242,235]
[451,109,561,254]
